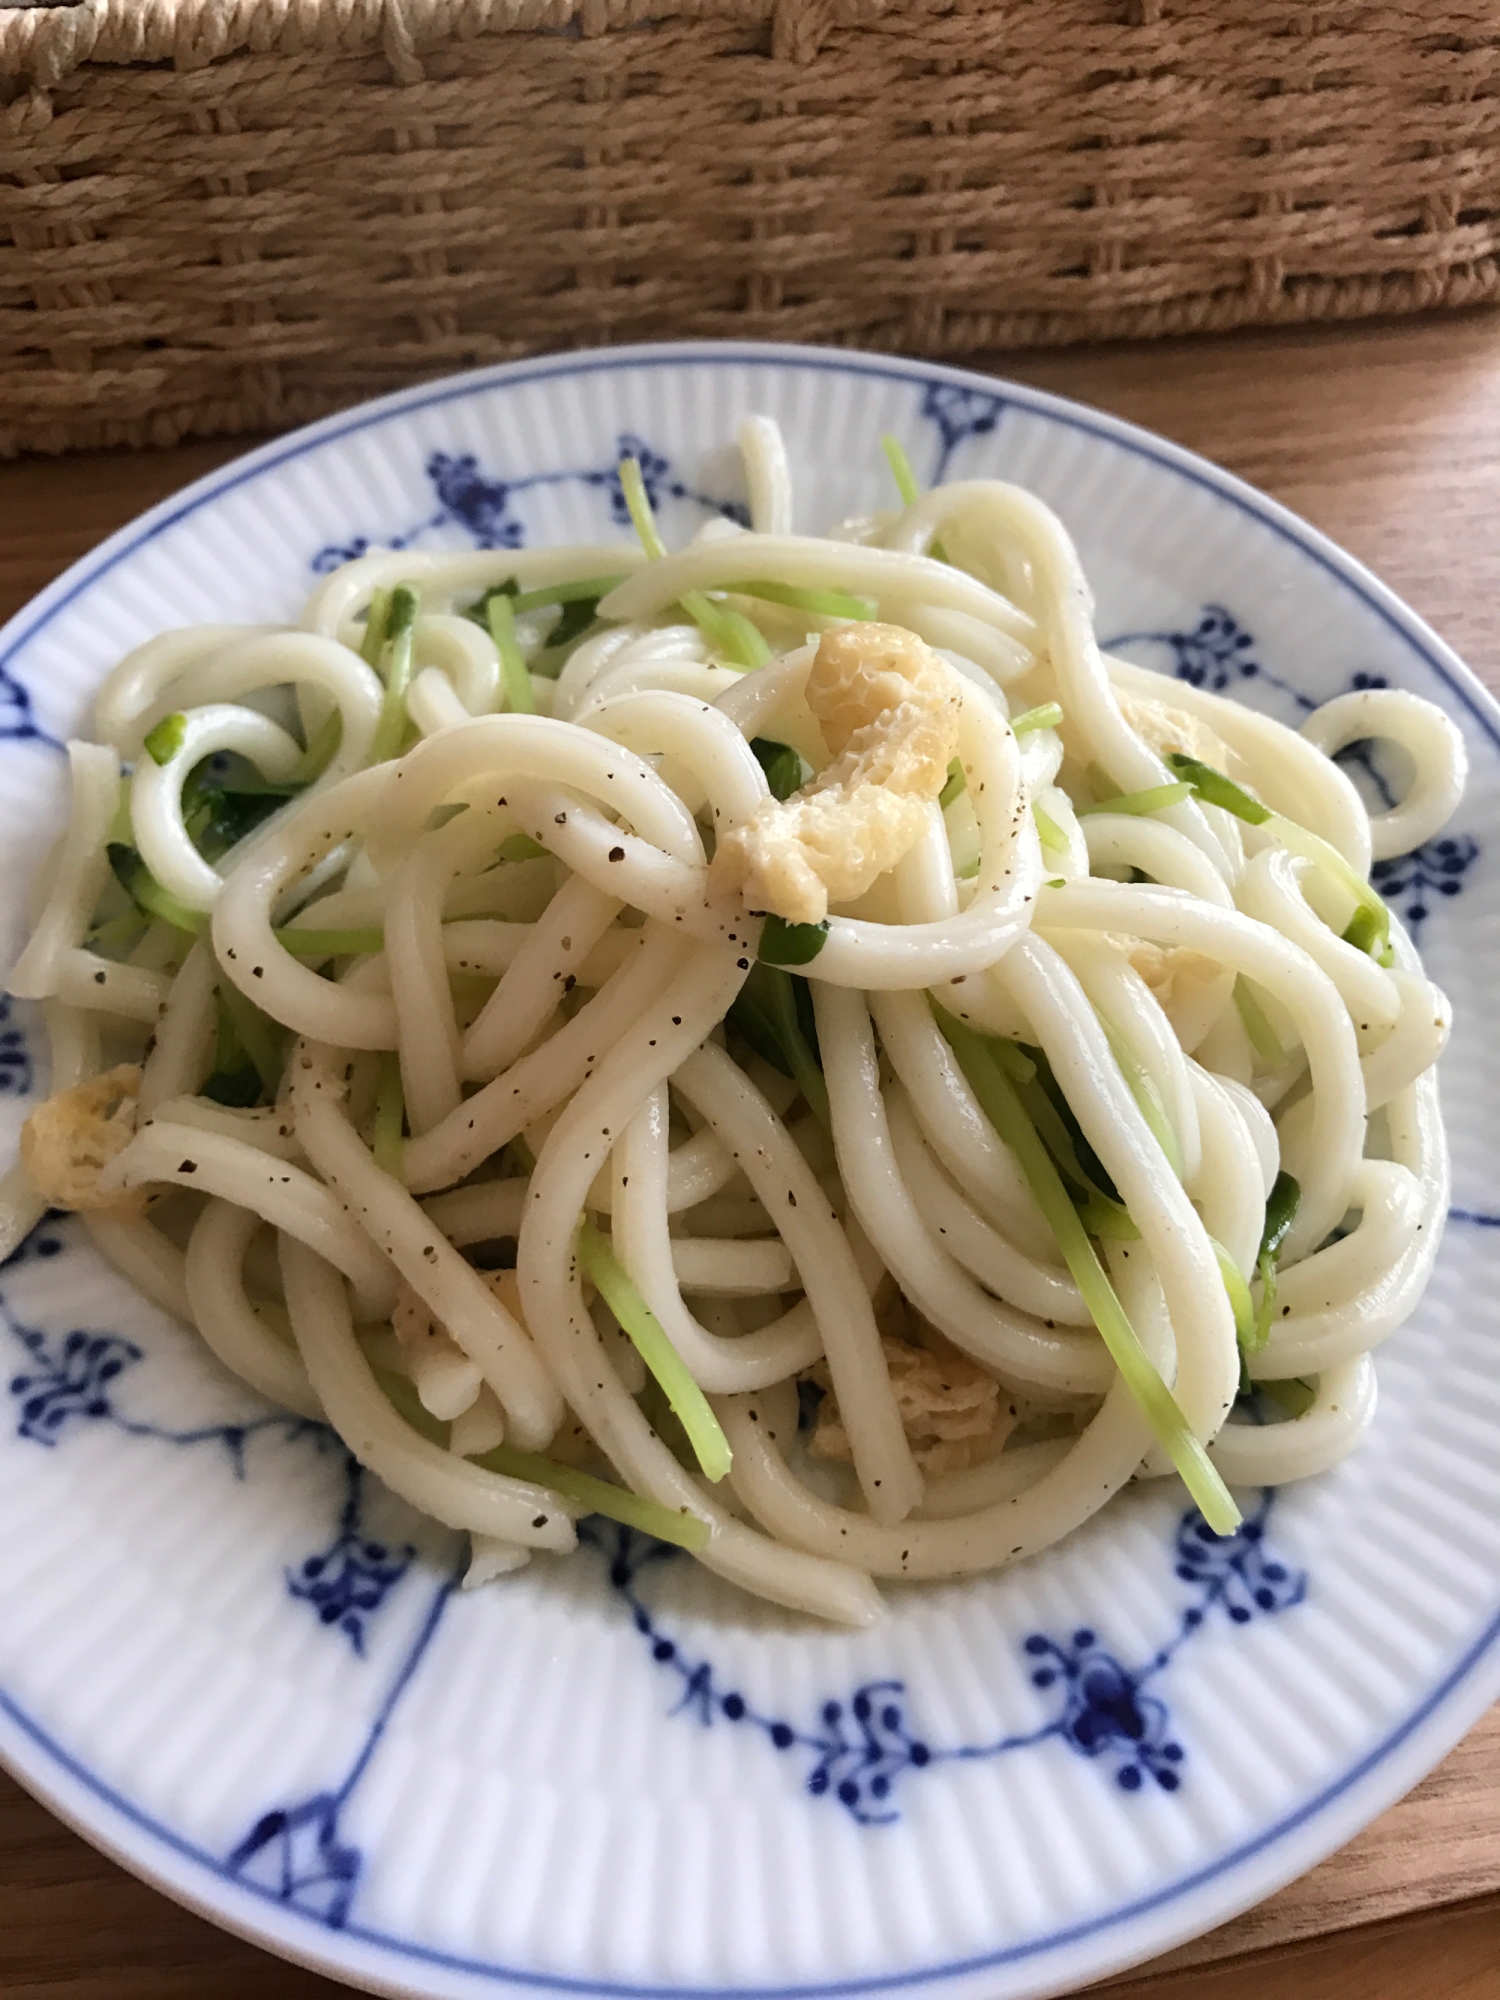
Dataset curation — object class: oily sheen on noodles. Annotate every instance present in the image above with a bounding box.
[3,417,1465,1621]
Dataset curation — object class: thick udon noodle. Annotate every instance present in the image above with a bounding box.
[2,421,1465,1625]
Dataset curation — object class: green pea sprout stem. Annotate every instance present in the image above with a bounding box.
[107,844,206,937]
[1032,802,1070,856]
[360,588,393,669]
[288,708,342,785]
[619,456,669,562]
[880,435,949,561]
[1233,976,1287,1066]
[275,926,385,960]
[1010,702,1064,736]
[881,435,923,508]
[682,590,772,670]
[372,1053,405,1175]
[369,583,419,763]
[217,979,285,1098]
[937,1011,1241,1534]
[1102,1023,1182,1177]
[143,712,187,765]
[1167,752,1394,966]
[471,1443,711,1552]
[619,456,770,668]
[577,1219,732,1482]
[1078,781,1194,818]
[939,757,967,809]
[1212,1241,1255,1347]
[487,591,536,715]
[1250,1171,1301,1351]
[497,833,549,862]
[727,963,830,1130]
[508,576,627,615]
[733,580,876,621]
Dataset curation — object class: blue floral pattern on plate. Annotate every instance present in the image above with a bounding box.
[1,1238,1309,1923]
[920,382,1008,482]
[3,1269,414,1651]
[0,660,59,752]
[218,1494,1305,1928]
[583,1495,1303,1827]
[287,1462,415,1657]
[311,432,748,572]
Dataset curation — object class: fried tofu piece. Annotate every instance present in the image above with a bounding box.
[810,1291,1013,1478]
[20,1064,146,1215]
[712,622,964,924]
[1116,691,1231,773]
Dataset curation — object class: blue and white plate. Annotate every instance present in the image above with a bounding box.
[1,344,1497,2000]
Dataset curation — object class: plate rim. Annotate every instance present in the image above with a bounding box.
[1,336,1497,2000]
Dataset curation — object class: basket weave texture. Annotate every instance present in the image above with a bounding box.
[2,0,1499,456]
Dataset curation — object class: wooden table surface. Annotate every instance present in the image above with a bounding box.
[2,311,1499,1999]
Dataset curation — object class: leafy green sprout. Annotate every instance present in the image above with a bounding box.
[360,588,393,668]
[485,578,622,662]
[757,914,829,966]
[727,962,829,1131]
[1261,1376,1316,1418]
[201,986,269,1107]
[1249,1172,1302,1352]
[750,738,805,802]
[216,978,285,1099]
[287,709,342,785]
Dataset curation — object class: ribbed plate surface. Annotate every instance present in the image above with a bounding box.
[0,345,1497,2000]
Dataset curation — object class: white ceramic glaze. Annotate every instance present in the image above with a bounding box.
[0,345,1497,2000]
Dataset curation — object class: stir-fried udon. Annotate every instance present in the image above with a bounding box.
[2,423,1466,1625]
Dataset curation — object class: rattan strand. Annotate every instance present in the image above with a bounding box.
[2,0,1498,455]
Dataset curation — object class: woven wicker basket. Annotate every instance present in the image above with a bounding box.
[2,0,1499,457]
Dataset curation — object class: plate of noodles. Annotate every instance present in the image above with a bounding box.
[0,342,1496,2000]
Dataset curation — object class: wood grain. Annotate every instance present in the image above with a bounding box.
[1,310,1498,1998]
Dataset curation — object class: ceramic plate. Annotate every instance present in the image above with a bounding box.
[1,344,1497,2000]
